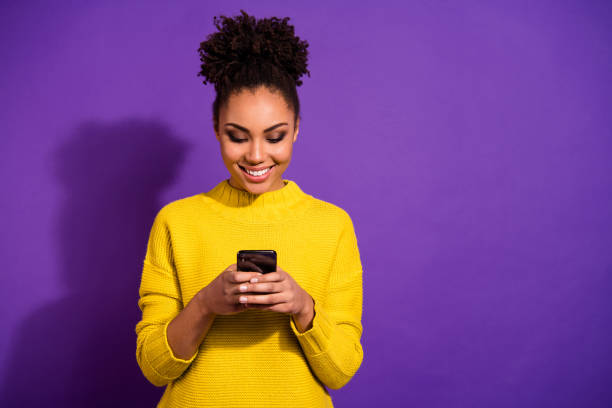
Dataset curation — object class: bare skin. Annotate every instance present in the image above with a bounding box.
[166,85,315,360]
[214,85,299,195]
[167,264,315,360]
[236,264,315,332]
[166,266,260,360]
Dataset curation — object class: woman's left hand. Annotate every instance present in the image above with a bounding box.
[237,265,314,319]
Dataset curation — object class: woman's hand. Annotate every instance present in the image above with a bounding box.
[238,265,315,331]
[197,263,263,316]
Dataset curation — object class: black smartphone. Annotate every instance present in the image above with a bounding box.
[237,250,277,274]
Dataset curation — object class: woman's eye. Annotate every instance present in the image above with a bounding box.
[268,133,286,143]
[227,132,286,143]
[227,132,247,143]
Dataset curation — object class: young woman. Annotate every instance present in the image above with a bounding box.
[135,10,364,407]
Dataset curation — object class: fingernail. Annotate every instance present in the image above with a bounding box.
[250,278,258,283]
[239,296,247,303]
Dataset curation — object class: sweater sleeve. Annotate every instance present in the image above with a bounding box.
[289,211,364,390]
[135,208,198,387]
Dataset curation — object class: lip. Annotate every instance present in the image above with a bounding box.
[239,164,275,182]
[240,165,275,171]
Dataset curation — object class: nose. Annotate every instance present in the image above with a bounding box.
[245,138,265,163]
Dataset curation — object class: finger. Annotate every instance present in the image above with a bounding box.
[236,282,279,295]
[245,303,288,313]
[238,293,286,305]
[249,271,283,283]
[229,270,262,283]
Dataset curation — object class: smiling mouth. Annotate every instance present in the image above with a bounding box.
[239,164,275,176]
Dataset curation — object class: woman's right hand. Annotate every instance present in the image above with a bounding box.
[197,263,262,316]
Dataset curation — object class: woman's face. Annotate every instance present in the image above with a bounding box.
[215,86,299,194]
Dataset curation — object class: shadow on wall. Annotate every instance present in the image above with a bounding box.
[1,119,191,406]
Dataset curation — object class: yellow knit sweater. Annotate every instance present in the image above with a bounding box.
[135,178,364,407]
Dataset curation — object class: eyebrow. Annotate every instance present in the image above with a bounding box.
[224,122,288,134]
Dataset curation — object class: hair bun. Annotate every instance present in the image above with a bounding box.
[198,9,310,87]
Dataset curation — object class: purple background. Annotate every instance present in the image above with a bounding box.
[2,1,611,406]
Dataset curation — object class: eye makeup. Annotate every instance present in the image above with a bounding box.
[269,133,286,143]
[227,132,286,144]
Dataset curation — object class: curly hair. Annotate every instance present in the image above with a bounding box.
[197,9,310,133]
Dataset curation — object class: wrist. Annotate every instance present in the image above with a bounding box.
[296,294,314,318]
[292,295,314,333]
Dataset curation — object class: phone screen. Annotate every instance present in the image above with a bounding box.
[237,250,277,274]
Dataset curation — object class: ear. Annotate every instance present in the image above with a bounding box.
[214,125,220,142]
[293,117,300,143]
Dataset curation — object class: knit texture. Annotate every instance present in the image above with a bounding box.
[135,178,364,407]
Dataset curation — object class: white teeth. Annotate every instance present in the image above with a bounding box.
[244,166,272,176]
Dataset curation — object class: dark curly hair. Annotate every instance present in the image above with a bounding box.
[197,9,310,133]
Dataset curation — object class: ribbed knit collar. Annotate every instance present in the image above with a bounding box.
[202,178,311,224]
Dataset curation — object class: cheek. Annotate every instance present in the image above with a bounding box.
[220,144,242,161]
[273,144,293,162]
